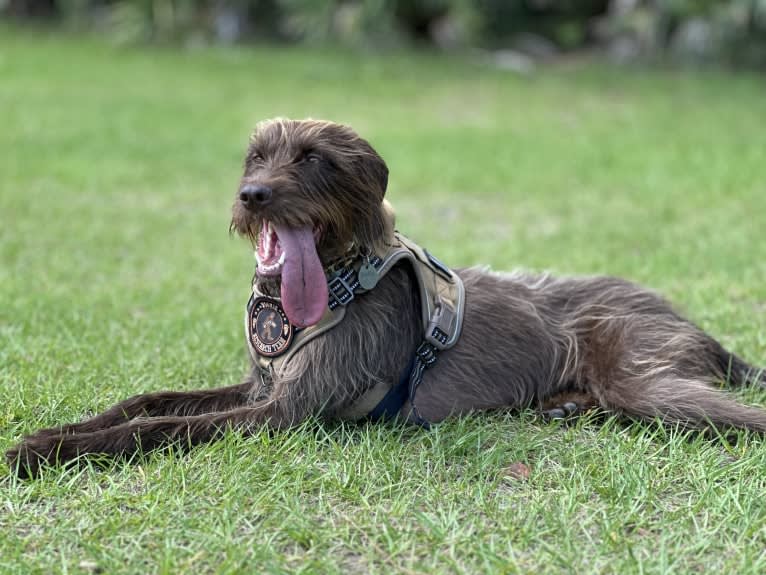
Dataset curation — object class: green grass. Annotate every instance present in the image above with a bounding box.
[2,25,766,574]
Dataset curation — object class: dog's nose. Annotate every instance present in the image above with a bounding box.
[239,184,272,209]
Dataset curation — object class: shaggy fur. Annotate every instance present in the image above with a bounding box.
[7,118,766,478]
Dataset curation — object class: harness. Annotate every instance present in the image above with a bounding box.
[244,232,465,427]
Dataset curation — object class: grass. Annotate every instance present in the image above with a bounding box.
[1,25,766,574]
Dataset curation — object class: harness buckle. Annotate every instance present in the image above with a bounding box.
[425,299,456,350]
[328,274,355,307]
[415,341,438,366]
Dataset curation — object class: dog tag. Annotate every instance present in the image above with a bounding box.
[358,261,379,290]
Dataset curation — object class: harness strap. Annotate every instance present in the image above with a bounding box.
[367,358,414,423]
[405,342,438,428]
[361,341,439,428]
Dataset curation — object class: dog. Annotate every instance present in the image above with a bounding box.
[7,118,766,478]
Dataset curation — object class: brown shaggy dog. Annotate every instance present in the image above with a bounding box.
[7,118,766,478]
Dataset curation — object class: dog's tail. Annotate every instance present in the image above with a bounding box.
[605,375,766,433]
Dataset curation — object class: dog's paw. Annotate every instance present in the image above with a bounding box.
[5,436,70,479]
[6,443,40,479]
[542,401,581,421]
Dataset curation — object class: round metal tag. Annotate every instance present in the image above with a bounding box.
[248,297,294,357]
[357,262,379,290]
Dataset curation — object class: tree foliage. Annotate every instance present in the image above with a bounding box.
[4,0,766,67]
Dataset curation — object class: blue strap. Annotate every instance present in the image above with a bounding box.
[367,343,434,429]
[367,357,414,423]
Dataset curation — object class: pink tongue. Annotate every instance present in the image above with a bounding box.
[274,224,328,327]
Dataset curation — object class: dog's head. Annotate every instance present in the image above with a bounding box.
[231,118,393,327]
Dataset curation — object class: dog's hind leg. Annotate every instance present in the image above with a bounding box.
[23,380,255,440]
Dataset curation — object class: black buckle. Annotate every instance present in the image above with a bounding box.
[328,274,355,307]
[415,342,438,367]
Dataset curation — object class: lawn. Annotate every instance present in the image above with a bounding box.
[1,25,766,574]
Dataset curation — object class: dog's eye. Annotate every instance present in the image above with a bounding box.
[250,153,264,164]
[303,152,322,164]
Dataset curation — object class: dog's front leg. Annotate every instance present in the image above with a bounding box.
[6,399,303,478]
[24,381,256,440]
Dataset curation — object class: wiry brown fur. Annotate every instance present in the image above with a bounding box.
[7,118,766,478]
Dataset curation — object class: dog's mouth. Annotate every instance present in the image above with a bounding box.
[255,220,328,328]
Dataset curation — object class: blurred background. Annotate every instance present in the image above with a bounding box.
[3,0,766,69]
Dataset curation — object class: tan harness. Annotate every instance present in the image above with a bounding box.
[245,232,465,424]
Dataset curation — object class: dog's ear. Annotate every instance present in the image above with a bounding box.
[348,141,393,251]
[369,152,389,200]
[357,138,389,200]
